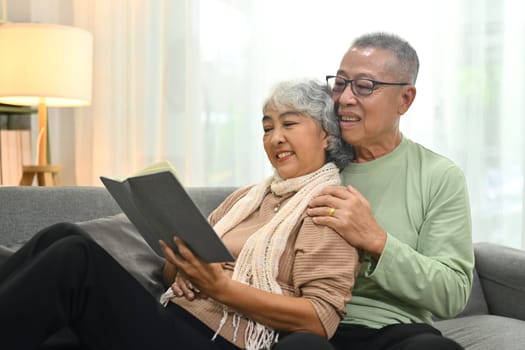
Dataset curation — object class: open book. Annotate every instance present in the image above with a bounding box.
[100,161,234,263]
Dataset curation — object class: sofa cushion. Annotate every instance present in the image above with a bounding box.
[434,315,525,350]
[0,245,14,267]
[76,213,165,299]
[0,214,166,299]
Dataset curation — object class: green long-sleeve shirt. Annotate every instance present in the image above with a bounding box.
[340,135,474,328]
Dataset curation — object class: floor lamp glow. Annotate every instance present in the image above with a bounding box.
[0,23,93,185]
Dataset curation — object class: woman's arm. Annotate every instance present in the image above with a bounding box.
[161,221,358,338]
[220,279,326,336]
[163,238,326,336]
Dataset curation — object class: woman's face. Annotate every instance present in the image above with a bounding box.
[262,106,328,179]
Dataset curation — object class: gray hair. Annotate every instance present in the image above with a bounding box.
[352,32,419,84]
[262,78,354,169]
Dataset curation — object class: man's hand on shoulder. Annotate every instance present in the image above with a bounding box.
[307,185,387,260]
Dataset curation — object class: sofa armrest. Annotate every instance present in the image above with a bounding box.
[475,242,525,320]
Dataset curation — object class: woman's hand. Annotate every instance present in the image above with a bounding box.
[160,239,178,288]
[160,237,229,299]
[307,185,387,259]
[168,273,208,301]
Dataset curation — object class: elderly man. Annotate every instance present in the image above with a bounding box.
[275,32,473,350]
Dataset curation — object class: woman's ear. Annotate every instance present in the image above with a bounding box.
[322,131,330,150]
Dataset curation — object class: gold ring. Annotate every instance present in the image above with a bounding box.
[328,207,335,216]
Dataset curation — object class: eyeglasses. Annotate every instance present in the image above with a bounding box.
[326,75,410,97]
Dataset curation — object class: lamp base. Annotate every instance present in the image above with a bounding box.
[19,164,62,186]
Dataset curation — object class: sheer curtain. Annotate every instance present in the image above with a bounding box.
[24,0,525,248]
[71,0,181,184]
[408,0,525,248]
[69,0,272,186]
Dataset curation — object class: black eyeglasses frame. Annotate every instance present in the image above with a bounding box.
[326,75,411,97]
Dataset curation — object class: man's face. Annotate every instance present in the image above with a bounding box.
[333,46,414,160]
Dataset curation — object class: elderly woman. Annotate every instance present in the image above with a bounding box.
[0,78,359,350]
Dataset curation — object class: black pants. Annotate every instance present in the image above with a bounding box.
[273,320,463,350]
[0,223,238,350]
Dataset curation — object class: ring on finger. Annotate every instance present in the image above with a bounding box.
[328,207,336,216]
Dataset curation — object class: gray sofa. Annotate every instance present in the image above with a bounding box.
[1,186,525,349]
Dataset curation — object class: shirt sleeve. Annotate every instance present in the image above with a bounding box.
[293,216,360,338]
[364,164,474,319]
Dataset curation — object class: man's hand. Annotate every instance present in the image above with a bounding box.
[307,185,387,260]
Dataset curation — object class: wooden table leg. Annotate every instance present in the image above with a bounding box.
[19,165,62,186]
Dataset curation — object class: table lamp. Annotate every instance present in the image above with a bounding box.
[0,23,93,185]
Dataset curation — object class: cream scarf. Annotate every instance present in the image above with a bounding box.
[211,162,340,350]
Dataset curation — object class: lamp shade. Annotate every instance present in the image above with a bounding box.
[0,23,93,107]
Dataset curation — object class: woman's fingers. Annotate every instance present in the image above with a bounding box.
[172,236,196,263]
[172,275,199,300]
[159,239,178,265]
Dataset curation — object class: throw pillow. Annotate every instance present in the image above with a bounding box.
[0,245,14,268]
[76,213,165,299]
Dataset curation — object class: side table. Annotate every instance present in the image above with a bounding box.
[19,164,62,186]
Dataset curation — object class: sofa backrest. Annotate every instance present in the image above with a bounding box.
[0,186,236,248]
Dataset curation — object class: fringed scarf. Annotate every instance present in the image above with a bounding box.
[211,162,340,349]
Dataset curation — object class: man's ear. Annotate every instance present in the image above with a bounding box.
[398,85,417,115]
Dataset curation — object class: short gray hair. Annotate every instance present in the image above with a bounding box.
[262,78,354,169]
[352,32,419,84]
